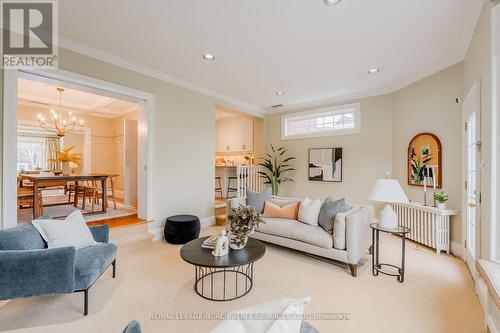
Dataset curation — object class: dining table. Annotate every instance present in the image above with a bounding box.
[19,173,109,219]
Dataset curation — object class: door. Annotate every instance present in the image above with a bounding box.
[124,119,138,207]
[463,81,481,275]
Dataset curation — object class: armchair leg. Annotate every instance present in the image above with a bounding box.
[349,264,358,277]
[83,289,88,316]
[112,259,116,278]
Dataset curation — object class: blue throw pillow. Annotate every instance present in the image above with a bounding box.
[122,320,142,333]
[318,198,346,234]
[246,188,272,213]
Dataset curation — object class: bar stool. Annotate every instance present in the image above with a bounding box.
[227,174,247,198]
[215,177,223,198]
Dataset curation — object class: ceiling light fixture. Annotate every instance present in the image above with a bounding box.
[276,91,284,96]
[323,0,342,6]
[37,87,85,137]
[368,68,380,74]
[202,53,215,61]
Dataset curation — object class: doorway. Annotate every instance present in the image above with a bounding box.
[3,68,156,230]
[462,81,481,275]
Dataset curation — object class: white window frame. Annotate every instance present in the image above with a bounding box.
[281,103,361,140]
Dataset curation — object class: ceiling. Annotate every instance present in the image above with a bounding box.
[18,79,138,118]
[58,0,483,114]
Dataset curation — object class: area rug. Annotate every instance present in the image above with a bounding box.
[17,195,136,223]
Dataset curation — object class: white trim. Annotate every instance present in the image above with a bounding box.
[281,103,361,140]
[462,80,481,265]
[486,315,499,333]
[57,37,264,116]
[2,70,19,230]
[2,68,157,229]
[491,3,500,262]
[451,241,463,258]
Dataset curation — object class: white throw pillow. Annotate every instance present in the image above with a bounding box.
[32,210,98,250]
[298,197,322,226]
[333,205,360,250]
[209,297,311,333]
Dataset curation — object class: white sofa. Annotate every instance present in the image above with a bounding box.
[228,197,374,277]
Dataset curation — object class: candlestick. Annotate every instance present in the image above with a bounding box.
[423,174,427,206]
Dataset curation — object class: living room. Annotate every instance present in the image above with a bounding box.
[0,1,499,333]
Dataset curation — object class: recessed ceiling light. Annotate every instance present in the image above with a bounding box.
[368,68,380,74]
[324,0,341,6]
[202,54,215,61]
[276,91,284,96]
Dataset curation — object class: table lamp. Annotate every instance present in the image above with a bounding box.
[370,179,409,229]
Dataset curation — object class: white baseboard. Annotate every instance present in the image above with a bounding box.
[149,216,216,241]
[451,241,463,258]
[486,314,499,333]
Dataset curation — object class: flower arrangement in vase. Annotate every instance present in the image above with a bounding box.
[227,205,264,250]
[48,145,82,175]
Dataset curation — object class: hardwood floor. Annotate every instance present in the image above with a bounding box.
[86,214,145,229]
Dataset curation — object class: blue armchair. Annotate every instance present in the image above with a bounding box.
[0,222,117,315]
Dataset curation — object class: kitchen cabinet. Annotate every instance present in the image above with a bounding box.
[216,118,254,153]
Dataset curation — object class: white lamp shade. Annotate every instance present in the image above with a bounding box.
[370,179,409,204]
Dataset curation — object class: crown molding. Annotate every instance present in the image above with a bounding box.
[56,37,265,116]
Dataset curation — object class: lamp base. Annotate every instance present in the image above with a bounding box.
[379,204,397,229]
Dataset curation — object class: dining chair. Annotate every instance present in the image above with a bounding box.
[17,186,44,216]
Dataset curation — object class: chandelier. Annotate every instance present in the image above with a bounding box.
[37,87,85,137]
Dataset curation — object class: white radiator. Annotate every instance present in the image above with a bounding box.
[391,202,458,254]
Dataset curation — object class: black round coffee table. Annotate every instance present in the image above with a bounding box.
[180,236,266,301]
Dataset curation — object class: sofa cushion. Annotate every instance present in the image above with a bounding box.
[263,201,299,219]
[0,222,46,250]
[318,198,345,234]
[74,243,117,290]
[298,197,322,226]
[32,211,98,250]
[246,188,272,213]
[258,217,333,249]
[333,205,361,250]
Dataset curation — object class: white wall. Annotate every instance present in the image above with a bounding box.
[55,47,216,229]
[266,63,465,244]
[392,62,464,243]
[464,0,493,259]
[265,94,393,206]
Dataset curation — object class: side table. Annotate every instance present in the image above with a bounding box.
[370,223,410,283]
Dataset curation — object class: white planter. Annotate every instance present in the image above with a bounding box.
[436,203,447,210]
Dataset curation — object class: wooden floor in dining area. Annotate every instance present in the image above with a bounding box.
[86,214,145,229]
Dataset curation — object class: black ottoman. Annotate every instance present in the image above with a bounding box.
[164,215,200,244]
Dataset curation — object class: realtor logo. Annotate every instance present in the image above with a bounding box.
[1,0,58,68]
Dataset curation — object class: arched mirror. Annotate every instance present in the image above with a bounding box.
[407,133,442,188]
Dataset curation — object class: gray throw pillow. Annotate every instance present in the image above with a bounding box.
[246,188,272,213]
[318,198,346,234]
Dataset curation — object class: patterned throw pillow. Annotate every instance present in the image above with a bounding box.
[318,198,346,234]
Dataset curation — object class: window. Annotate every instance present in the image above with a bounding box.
[17,137,47,172]
[281,103,361,140]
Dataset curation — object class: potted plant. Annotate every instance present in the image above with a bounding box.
[227,205,264,250]
[258,144,296,196]
[433,191,449,209]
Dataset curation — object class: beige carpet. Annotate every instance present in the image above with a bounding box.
[0,226,484,333]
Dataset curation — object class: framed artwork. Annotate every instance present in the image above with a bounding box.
[308,148,342,182]
[407,132,442,188]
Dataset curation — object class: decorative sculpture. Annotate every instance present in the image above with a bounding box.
[212,230,229,257]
